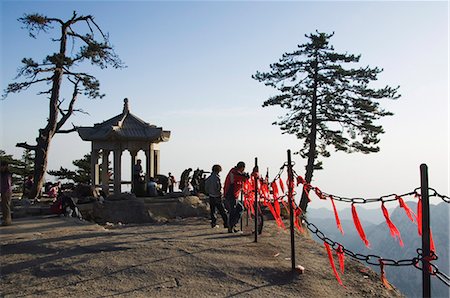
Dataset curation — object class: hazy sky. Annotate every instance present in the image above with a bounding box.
[1,1,448,210]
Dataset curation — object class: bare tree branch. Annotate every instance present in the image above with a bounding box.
[55,80,79,132]
[56,123,78,134]
[16,142,37,151]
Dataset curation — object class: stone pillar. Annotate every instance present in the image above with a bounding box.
[145,145,155,179]
[113,149,122,194]
[130,150,138,192]
[91,149,99,186]
[154,149,160,176]
[101,150,110,195]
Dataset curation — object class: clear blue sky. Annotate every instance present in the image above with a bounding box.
[1,1,448,210]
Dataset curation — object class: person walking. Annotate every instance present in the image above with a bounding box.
[204,165,228,229]
[223,161,250,233]
[1,160,13,226]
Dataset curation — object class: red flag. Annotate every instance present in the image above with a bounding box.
[278,178,285,193]
[351,204,370,248]
[337,245,345,274]
[330,196,344,235]
[324,242,344,286]
[397,196,415,223]
[381,203,404,247]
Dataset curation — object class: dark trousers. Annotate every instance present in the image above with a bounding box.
[209,196,228,227]
[225,194,243,228]
[1,191,12,225]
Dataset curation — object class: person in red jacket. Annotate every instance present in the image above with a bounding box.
[224,161,249,233]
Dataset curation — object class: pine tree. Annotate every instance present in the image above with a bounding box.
[253,32,400,212]
[48,153,91,184]
[2,12,124,199]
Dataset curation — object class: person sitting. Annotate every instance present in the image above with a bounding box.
[147,177,158,197]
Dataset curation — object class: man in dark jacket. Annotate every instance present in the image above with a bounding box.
[204,164,228,229]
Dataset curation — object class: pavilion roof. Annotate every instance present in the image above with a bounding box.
[77,98,170,142]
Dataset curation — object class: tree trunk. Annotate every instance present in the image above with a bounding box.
[28,134,51,199]
[299,54,319,213]
[27,24,68,199]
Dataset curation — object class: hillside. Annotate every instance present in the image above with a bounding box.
[308,202,449,297]
[1,216,402,297]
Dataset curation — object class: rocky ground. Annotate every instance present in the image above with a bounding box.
[0,215,403,297]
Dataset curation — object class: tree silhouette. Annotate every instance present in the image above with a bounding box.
[48,153,91,184]
[2,12,124,199]
[253,32,400,212]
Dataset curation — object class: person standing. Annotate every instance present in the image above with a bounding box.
[179,168,192,191]
[1,160,13,226]
[223,161,250,233]
[168,172,176,193]
[204,165,228,229]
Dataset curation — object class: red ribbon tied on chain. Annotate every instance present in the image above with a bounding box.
[278,178,285,193]
[416,194,422,236]
[314,187,326,200]
[303,184,312,202]
[414,193,436,253]
[293,208,303,233]
[324,242,344,286]
[397,195,416,223]
[381,202,404,247]
[330,196,344,235]
[271,181,279,200]
[296,176,305,186]
[351,204,370,248]
[379,259,392,290]
[337,245,345,274]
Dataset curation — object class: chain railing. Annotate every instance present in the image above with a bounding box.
[244,158,449,290]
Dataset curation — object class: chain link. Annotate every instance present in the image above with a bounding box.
[301,216,420,267]
[268,161,449,286]
[301,216,449,287]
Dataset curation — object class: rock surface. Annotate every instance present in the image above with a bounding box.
[0,216,404,297]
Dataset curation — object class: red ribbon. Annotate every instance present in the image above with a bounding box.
[314,187,326,200]
[303,184,312,202]
[296,176,305,186]
[397,196,416,223]
[417,195,422,236]
[293,208,303,233]
[351,204,370,248]
[430,230,435,253]
[337,245,345,274]
[379,260,392,290]
[415,194,435,253]
[271,181,279,200]
[330,196,344,235]
[324,242,344,286]
[381,202,404,247]
[278,178,285,193]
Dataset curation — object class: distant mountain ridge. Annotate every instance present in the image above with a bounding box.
[307,202,449,298]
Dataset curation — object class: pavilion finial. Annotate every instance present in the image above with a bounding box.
[123,98,129,114]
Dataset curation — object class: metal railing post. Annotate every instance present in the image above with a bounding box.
[287,150,296,271]
[420,164,431,298]
[254,157,258,242]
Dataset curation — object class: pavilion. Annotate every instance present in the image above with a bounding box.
[77,98,171,195]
